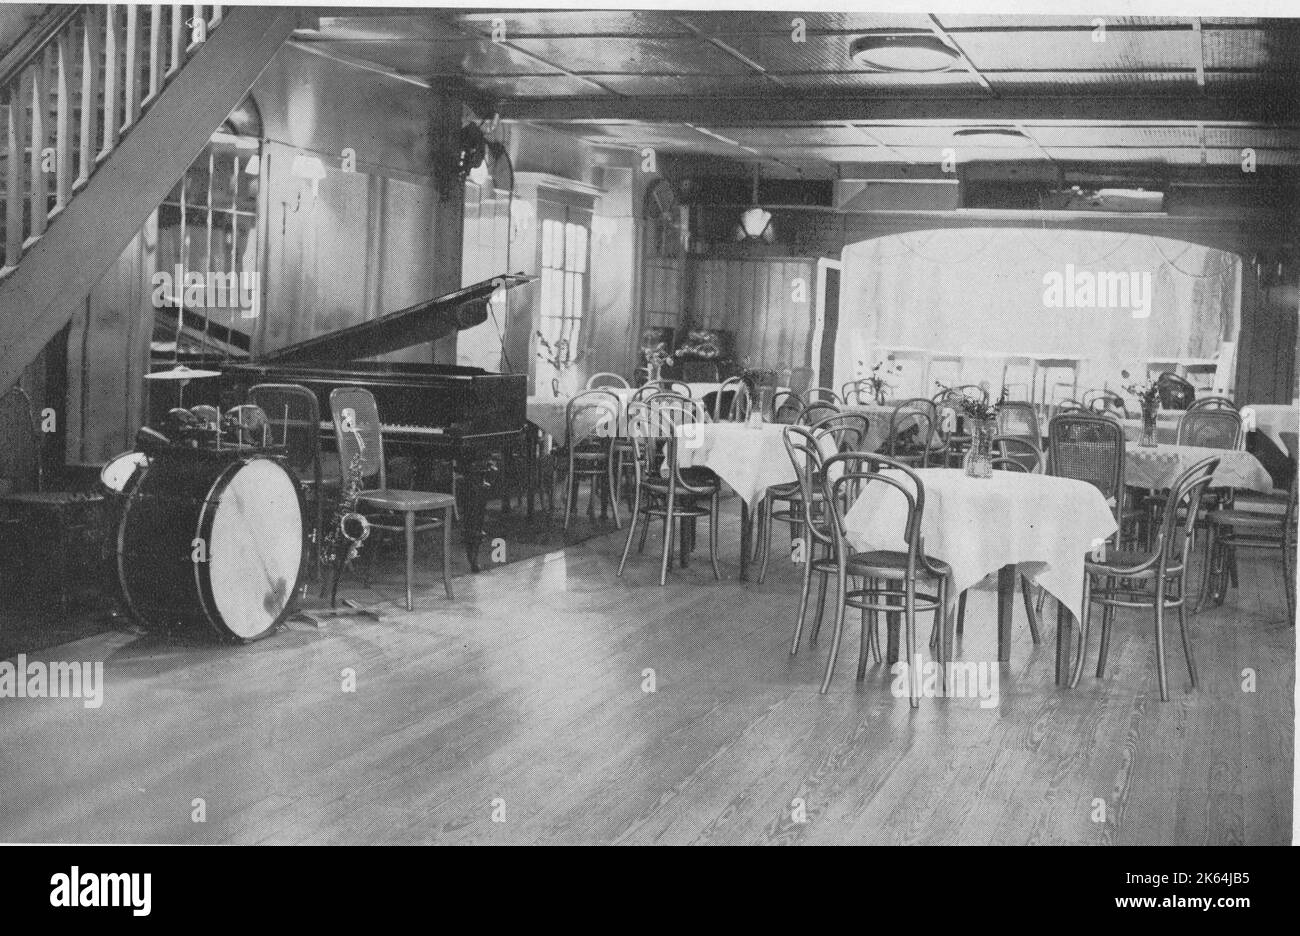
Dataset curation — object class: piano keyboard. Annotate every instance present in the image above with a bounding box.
[318,422,445,436]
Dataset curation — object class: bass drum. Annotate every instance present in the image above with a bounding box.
[118,449,305,642]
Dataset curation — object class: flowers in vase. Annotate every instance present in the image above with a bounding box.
[934,381,1005,422]
[860,358,904,400]
[643,342,674,379]
[1120,371,1160,412]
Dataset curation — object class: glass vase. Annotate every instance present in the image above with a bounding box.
[1140,403,1159,448]
[965,418,995,478]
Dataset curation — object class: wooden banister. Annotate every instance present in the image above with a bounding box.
[2,3,229,275]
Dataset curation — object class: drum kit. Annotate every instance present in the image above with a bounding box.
[98,365,307,643]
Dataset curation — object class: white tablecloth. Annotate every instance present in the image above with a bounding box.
[1242,403,1299,454]
[842,469,1117,620]
[675,423,795,505]
[528,385,726,444]
[1125,444,1273,492]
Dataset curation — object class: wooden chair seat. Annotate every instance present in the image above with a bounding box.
[358,489,457,513]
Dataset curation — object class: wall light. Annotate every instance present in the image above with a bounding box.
[290,153,327,198]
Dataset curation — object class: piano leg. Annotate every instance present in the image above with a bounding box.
[457,453,500,573]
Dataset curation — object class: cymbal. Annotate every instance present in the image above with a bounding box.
[146,365,222,381]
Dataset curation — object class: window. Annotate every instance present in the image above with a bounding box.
[152,100,262,366]
[537,212,589,391]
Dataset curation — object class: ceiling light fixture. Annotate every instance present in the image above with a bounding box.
[735,165,774,243]
[849,33,961,72]
[951,127,1034,148]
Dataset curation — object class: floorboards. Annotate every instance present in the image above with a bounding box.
[0,496,1292,844]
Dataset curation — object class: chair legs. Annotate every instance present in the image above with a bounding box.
[617,483,719,586]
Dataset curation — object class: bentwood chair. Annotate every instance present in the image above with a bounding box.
[586,372,630,390]
[617,395,721,585]
[814,451,954,702]
[885,398,938,467]
[1048,412,1131,544]
[712,375,749,422]
[1176,408,1243,450]
[756,412,868,585]
[773,390,804,424]
[329,388,455,610]
[636,379,691,400]
[249,383,339,582]
[559,389,623,531]
[804,387,843,407]
[996,401,1042,447]
[796,400,841,427]
[1198,470,1297,621]
[841,379,875,406]
[1076,456,1220,700]
[1156,372,1196,411]
[1085,390,1128,419]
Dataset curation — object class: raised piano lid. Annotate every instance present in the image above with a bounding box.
[261,274,535,365]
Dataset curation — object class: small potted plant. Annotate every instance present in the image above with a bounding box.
[1122,371,1160,448]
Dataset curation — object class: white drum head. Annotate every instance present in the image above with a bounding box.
[101,452,150,493]
[206,458,303,639]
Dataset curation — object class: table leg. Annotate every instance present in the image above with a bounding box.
[740,498,752,581]
[997,564,1015,662]
[1055,601,1073,687]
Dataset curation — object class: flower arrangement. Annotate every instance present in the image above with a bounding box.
[536,331,575,371]
[862,359,904,398]
[1120,370,1160,411]
[643,342,674,372]
[934,381,1005,422]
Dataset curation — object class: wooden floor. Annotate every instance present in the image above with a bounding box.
[0,496,1293,845]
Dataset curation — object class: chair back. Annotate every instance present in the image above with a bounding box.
[820,452,928,574]
[841,379,874,405]
[1177,408,1242,449]
[329,387,386,487]
[714,376,749,422]
[1084,390,1127,419]
[565,389,622,450]
[637,379,691,399]
[810,411,869,454]
[996,400,1040,442]
[1048,412,1126,529]
[782,424,834,551]
[0,385,40,494]
[586,372,630,390]
[804,387,843,406]
[1152,455,1220,575]
[887,398,938,465]
[1186,396,1237,412]
[932,384,987,408]
[797,400,840,426]
[991,435,1043,473]
[773,390,804,424]
[627,393,713,493]
[249,383,322,480]
[1156,372,1196,410]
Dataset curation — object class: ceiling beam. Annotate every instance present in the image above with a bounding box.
[926,14,994,95]
[497,95,1299,125]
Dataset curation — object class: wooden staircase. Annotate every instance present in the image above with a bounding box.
[0,4,303,391]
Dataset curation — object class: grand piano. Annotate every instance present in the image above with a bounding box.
[220,274,535,572]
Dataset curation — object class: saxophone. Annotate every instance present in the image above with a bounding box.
[322,410,371,604]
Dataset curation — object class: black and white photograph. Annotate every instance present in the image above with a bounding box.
[0,0,1296,862]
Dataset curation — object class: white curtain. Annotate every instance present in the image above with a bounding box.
[834,228,1240,398]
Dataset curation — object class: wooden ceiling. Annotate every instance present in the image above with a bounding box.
[290,9,1300,179]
